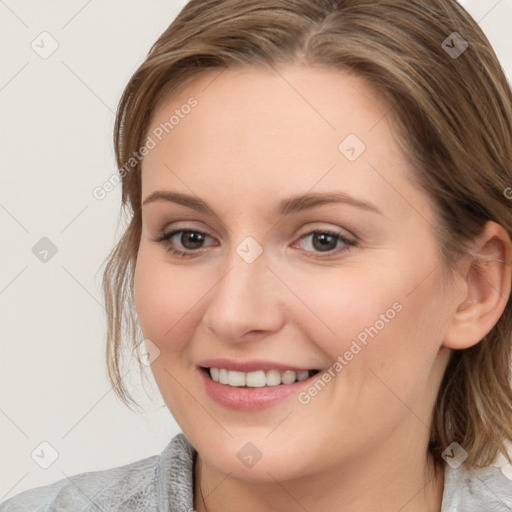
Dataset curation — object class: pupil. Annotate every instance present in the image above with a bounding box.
[313,233,336,252]
[182,231,204,249]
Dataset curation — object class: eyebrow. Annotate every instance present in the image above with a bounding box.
[141,190,384,217]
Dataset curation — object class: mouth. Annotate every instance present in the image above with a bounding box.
[200,366,321,387]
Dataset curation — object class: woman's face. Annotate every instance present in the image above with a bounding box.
[134,65,459,481]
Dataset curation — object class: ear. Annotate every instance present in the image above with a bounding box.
[443,221,512,350]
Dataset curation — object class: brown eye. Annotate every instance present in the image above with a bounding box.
[154,229,213,258]
[176,231,206,250]
[295,229,356,258]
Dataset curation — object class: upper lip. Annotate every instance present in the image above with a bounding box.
[198,358,317,372]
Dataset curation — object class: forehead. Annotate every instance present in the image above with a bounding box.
[140,65,427,219]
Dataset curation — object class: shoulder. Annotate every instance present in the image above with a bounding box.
[442,459,512,511]
[0,433,196,512]
[0,454,161,512]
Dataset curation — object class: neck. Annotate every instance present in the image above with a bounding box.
[193,448,445,512]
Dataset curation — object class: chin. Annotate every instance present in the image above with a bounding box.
[193,434,315,482]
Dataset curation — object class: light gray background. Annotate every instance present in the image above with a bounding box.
[1,0,511,501]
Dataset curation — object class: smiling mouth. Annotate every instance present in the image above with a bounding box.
[200,367,321,387]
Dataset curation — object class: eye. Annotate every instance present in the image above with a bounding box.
[153,229,214,258]
[294,229,356,258]
[153,228,357,259]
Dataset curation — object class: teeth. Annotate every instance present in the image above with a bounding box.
[296,370,309,381]
[208,367,314,387]
[265,369,282,386]
[228,370,246,387]
[210,367,220,381]
[281,370,296,384]
[246,370,267,387]
[219,368,229,384]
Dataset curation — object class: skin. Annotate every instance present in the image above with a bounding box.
[133,65,512,512]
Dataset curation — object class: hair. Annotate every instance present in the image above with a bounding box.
[101,0,512,471]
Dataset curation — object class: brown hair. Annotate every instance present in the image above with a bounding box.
[101,0,512,470]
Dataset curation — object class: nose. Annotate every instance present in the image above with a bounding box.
[201,244,285,344]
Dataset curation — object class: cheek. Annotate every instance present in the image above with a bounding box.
[283,264,404,361]
[133,248,206,354]
[289,257,444,392]
[133,249,209,420]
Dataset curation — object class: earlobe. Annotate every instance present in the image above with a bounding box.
[443,221,512,350]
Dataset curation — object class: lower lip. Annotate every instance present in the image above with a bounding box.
[198,367,319,411]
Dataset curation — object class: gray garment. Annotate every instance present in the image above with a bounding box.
[1,432,511,511]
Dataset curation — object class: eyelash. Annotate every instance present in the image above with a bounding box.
[153,228,357,260]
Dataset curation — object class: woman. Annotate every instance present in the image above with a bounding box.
[2,0,512,510]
